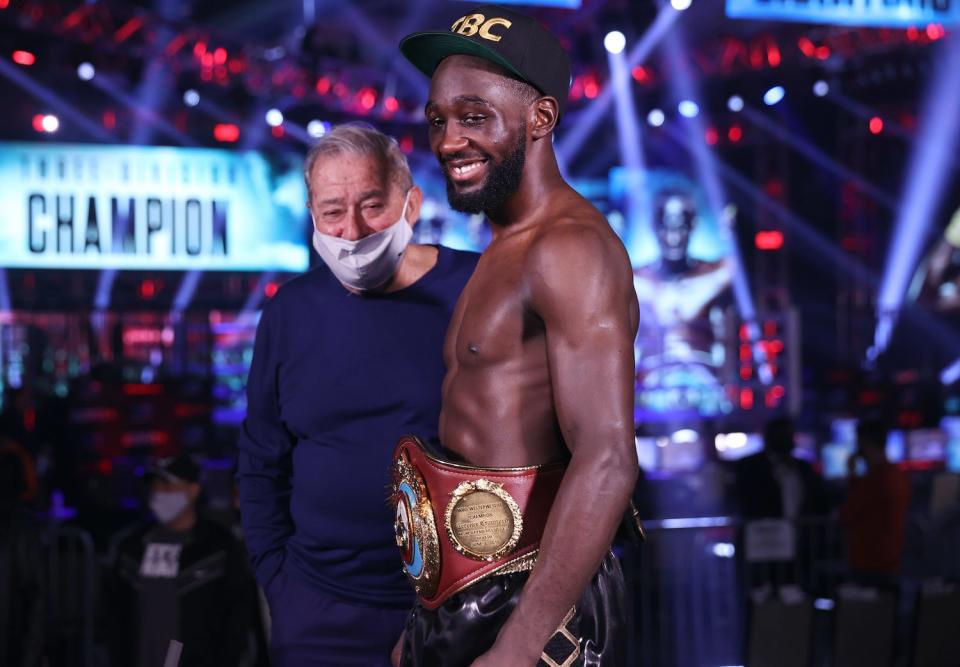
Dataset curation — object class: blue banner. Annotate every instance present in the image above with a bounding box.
[726,0,960,27]
[0,143,309,272]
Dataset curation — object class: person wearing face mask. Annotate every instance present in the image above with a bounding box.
[236,123,479,666]
[103,455,262,667]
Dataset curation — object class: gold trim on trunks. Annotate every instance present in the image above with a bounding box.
[392,450,441,598]
[540,606,581,667]
[444,478,524,561]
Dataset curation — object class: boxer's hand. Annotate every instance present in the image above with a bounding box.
[390,631,404,667]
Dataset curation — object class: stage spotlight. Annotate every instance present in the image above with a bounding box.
[182,89,200,107]
[678,100,699,118]
[727,95,744,112]
[869,116,884,134]
[813,80,829,97]
[40,114,59,133]
[942,356,960,385]
[307,120,328,138]
[763,86,785,106]
[671,0,692,10]
[604,31,626,55]
[265,108,284,127]
[647,108,665,127]
[77,62,95,81]
[874,35,960,359]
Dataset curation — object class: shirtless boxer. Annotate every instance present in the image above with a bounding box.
[392,7,639,666]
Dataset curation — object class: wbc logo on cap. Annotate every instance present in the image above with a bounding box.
[450,14,513,42]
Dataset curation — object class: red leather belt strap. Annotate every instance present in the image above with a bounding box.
[390,435,566,609]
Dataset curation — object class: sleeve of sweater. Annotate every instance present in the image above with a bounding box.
[236,300,296,586]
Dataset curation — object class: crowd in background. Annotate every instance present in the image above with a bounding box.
[1,372,959,665]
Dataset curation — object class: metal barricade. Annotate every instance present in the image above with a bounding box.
[627,517,744,667]
[625,516,845,667]
[46,525,96,667]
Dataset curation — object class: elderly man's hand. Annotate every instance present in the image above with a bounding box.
[391,631,404,667]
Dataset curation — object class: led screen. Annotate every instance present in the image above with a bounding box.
[0,142,309,272]
[611,168,737,420]
[727,0,960,27]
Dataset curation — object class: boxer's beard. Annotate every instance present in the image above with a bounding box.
[443,132,526,214]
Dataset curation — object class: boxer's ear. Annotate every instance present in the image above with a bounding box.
[531,96,559,139]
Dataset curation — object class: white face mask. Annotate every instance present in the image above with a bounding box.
[149,490,190,524]
[312,191,414,292]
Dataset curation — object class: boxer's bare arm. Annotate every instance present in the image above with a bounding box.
[480,219,639,663]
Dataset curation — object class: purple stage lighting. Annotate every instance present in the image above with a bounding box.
[874,35,960,357]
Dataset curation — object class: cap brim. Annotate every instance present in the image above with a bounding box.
[400,31,526,85]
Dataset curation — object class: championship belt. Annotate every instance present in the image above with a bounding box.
[390,435,566,609]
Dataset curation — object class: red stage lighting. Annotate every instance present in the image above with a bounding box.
[31,114,45,132]
[728,125,743,143]
[740,388,754,410]
[583,76,599,99]
[358,88,377,111]
[869,116,884,134]
[213,47,227,65]
[815,45,831,60]
[755,230,784,250]
[631,66,651,83]
[264,282,279,298]
[12,50,35,66]
[399,135,414,154]
[103,109,116,130]
[316,77,331,95]
[271,125,284,138]
[384,96,399,113]
[114,17,143,43]
[766,42,781,68]
[139,280,157,299]
[213,123,240,142]
[0,0,9,9]
[705,127,719,145]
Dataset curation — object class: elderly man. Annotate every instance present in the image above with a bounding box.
[391,7,639,666]
[237,124,478,666]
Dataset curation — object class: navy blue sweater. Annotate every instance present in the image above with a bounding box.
[237,246,478,607]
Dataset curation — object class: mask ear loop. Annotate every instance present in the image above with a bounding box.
[399,189,412,226]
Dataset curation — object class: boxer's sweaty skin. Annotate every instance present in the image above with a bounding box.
[427,55,640,665]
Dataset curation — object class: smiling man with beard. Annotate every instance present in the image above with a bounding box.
[389,7,640,666]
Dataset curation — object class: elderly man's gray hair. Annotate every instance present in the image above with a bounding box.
[304,123,414,201]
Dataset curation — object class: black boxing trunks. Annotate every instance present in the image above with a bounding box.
[400,551,627,667]
[390,436,628,666]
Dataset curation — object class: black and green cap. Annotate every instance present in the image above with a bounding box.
[400,5,571,119]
